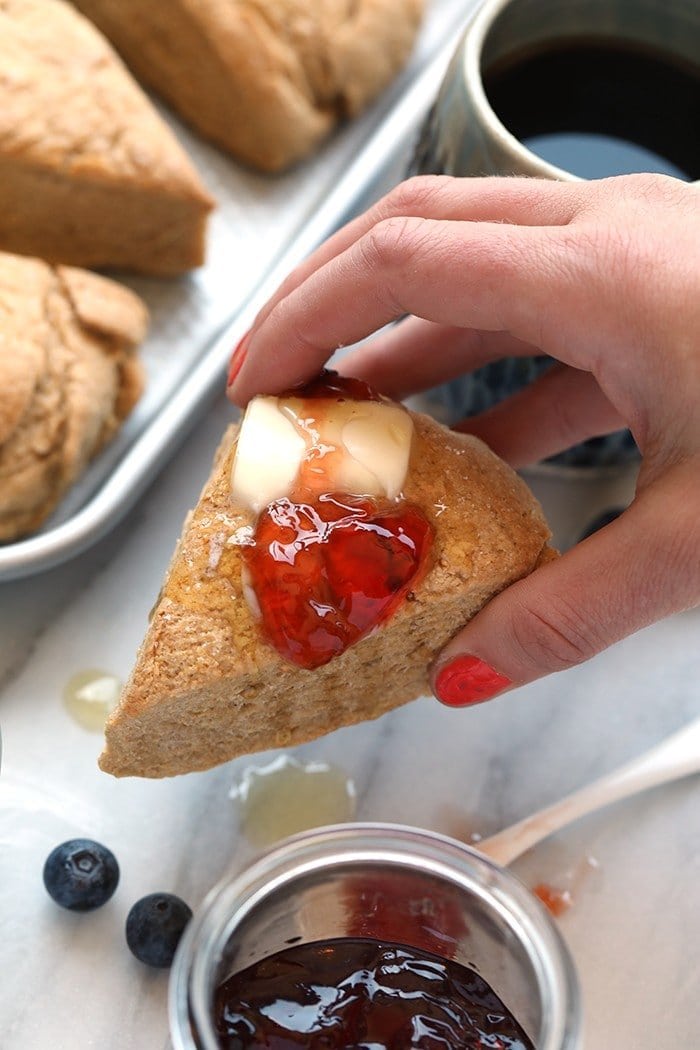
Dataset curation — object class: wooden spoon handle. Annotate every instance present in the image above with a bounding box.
[479,715,700,867]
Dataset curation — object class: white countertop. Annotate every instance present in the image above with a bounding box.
[1,392,699,1050]
[2,1,699,1041]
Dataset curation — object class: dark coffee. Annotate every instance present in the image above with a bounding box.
[484,39,700,180]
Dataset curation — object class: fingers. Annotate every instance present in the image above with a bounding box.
[228,218,597,405]
[336,317,535,400]
[342,334,626,467]
[456,363,626,468]
[431,458,700,706]
[244,175,584,342]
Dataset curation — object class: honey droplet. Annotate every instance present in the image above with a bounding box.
[230,755,356,848]
[63,669,122,732]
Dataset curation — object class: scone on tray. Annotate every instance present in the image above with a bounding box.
[0,0,213,274]
[100,375,554,779]
[0,251,148,542]
[72,0,425,171]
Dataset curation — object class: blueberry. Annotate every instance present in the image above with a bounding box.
[43,839,119,911]
[125,893,192,968]
[578,507,624,541]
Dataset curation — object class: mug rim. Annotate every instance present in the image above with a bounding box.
[169,821,582,1050]
[463,0,580,182]
[461,0,700,185]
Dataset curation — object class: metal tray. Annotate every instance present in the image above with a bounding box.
[0,0,477,582]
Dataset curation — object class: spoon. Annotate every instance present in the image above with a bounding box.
[477,714,700,866]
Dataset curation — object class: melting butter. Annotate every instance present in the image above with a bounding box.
[231,397,306,513]
[230,394,413,512]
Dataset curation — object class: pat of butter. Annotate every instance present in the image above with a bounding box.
[231,397,306,515]
[231,393,413,512]
[341,409,412,500]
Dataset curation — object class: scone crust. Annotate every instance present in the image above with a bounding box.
[72,0,425,171]
[101,413,553,777]
[0,251,147,541]
[0,0,213,272]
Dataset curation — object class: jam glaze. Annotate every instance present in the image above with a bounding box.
[213,937,535,1050]
[240,372,434,670]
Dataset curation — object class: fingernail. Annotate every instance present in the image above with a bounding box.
[434,655,512,708]
[227,331,250,388]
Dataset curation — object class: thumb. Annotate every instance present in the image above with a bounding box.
[431,462,700,707]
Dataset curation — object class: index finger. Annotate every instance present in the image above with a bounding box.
[228,216,608,405]
[245,175,583,347]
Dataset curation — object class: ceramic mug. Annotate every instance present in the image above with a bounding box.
[413,0,699,184]
[410,0,699,468]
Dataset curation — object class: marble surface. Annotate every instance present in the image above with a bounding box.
[2,393,699,1049]
[1,3,699,1042]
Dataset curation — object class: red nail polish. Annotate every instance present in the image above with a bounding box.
[227,332,250,388]
[434,656,512,707]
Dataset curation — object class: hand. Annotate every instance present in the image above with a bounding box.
[227,173,700,705]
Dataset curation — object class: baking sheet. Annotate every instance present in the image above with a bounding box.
[0,0,480,582]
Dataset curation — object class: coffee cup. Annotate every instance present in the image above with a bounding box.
[412,0,699,184]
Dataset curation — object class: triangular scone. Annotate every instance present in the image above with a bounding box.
[72,0,425,172]
[100,413,554,778]
[0,0,213,274]
[0,251,147,541]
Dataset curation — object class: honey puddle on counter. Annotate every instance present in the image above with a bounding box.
[230,755,356,848]
[63,669,122,732]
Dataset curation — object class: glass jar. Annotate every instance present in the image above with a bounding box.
[170,823,581,1049]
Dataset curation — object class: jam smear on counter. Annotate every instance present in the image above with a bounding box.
[213,937,535,1050]
[533,881,573,918]
[243,372,433,670]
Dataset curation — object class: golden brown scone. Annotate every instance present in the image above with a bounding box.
[0,251,148,541]
[0,0,214,274]
[72,0,425,172]
[101,412,554,778]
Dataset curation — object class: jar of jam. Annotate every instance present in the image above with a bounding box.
[169,824,581,1050]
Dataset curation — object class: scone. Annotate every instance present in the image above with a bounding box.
[72,0,425,171]
[0,251,147,542]
[100,374,554,778]
[0,0,213,274]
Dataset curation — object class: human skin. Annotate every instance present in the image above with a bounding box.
[226,173,700,704]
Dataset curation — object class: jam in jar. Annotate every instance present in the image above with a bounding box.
[213,936,535,1049]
